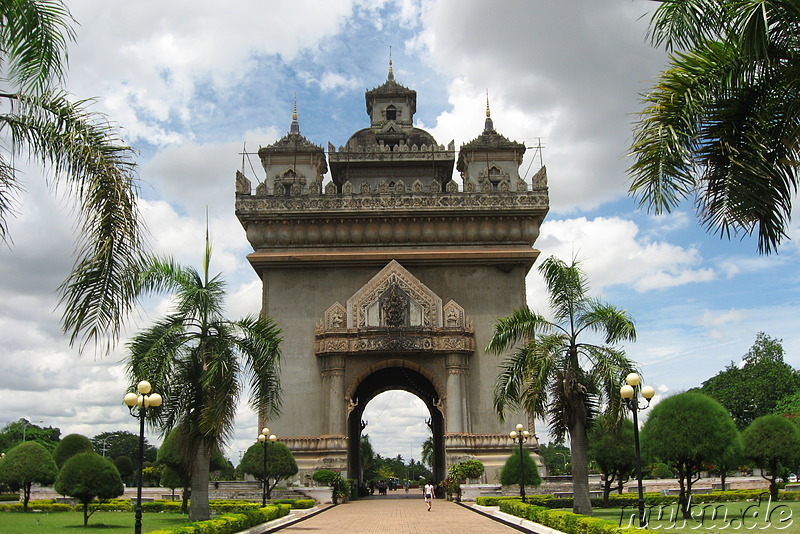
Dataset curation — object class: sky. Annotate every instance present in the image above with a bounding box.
[1,0,799,468]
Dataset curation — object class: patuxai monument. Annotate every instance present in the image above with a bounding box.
[234,62,549,484]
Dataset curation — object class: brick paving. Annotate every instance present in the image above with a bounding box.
[275,493,522,533]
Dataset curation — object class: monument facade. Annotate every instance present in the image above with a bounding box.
[235,64,549,484]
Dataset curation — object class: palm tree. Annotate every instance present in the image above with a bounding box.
[0,0,145,350]
[487,256,637,515]
[421,436,434,470]
[628,0,800,255]
[125,237,282,521]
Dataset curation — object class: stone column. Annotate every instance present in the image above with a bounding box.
[445,353,469,433]
[321,354,346,435]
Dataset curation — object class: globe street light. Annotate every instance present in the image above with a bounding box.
[620,372,655,529]
[509,423,531,502]
[258,428,277,506]
[124,381,162,534]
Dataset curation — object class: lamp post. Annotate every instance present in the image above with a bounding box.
[258,428,277,506]
[509,423,531,502]
[620,372,655,529]
[100,434,118,457]
[124,381,162,534]
[21,420,43,442]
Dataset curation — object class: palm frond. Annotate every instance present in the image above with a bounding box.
[634,0,800,254]
[0,155,19,243]
[0,0,75,93]
[0,90,144,351]
[486,306,551,355]
[538,256,590,324]
[235,315,283,418]
[577,299,637,344]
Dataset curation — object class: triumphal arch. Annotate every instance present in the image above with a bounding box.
[235,65,549,484]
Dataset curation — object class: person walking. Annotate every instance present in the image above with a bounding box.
[423,481,435,511]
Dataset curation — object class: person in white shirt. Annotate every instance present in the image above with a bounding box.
[423,482,435,511]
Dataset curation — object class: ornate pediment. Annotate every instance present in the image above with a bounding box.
[315,260,474,355]
[348,260,440,329]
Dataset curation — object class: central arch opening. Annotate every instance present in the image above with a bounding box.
[347,365,445,488]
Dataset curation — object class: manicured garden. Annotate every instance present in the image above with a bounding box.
[477,490,800,534]
[0,510,190,533]
[0,498,313,534]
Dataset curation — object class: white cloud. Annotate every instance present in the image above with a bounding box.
[699,309,749,329]
[528,217,716,301]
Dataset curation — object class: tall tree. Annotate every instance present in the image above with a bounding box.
[742,414,800,500]
[0,0,145,349]
[699,332,800,428]
[125,239,282,521]
[641,392,739,518]
[54,452,124,526]
[487,255,637,515]
[588,416,636,506]
[52,433,93,468]
[628,0,800,254]
[239,441,298,499]
[90,430,157,465]
[0,419,60,453]
[0,441,58,510]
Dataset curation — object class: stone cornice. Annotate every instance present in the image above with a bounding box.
[315,327,475,356]
[236,191,548,219]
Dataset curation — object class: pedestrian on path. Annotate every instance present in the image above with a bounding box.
[423,481,435,511]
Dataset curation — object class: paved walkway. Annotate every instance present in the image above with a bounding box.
[274,493,523,533]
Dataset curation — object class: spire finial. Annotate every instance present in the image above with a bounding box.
[484,90,494,132]
[290,94,300,135]
[388,46,394,81]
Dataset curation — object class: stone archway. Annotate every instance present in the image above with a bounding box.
[345,363,446,484]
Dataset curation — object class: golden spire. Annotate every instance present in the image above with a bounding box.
[388,46,394,81]
[290,93,300,134]
[484,90,494,132]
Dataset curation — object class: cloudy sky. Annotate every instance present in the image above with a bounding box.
[2,0,799,467]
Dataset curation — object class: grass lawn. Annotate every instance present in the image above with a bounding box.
[580,500,800,532]
[0,511,191,533]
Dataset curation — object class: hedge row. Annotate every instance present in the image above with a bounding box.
[498,500,623,534]
[148,504,291,534]
[0,498,314,513]
[476,489,796,510]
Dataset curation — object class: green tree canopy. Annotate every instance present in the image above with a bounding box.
[0,441,58,510]
[699,333,800,428]
[91,431,156,464]
[113,455,134,480]
[538,442,571,476]
[641,392,738,518]
[0,419,60,453]
[487,255,637,515]
[54,452,124,526]
[52,433,93,468]
[125,239,282,521]
[742,414,800,500]
[628,0,800,254]
[0,0,146,350]
[499,447,542,487]
[588,416,636,505]
[239,441,298,499]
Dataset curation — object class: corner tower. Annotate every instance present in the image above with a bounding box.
[235,71,549,484]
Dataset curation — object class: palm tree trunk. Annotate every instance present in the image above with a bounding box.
[188,445,211,521]
[570,417,593,515]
